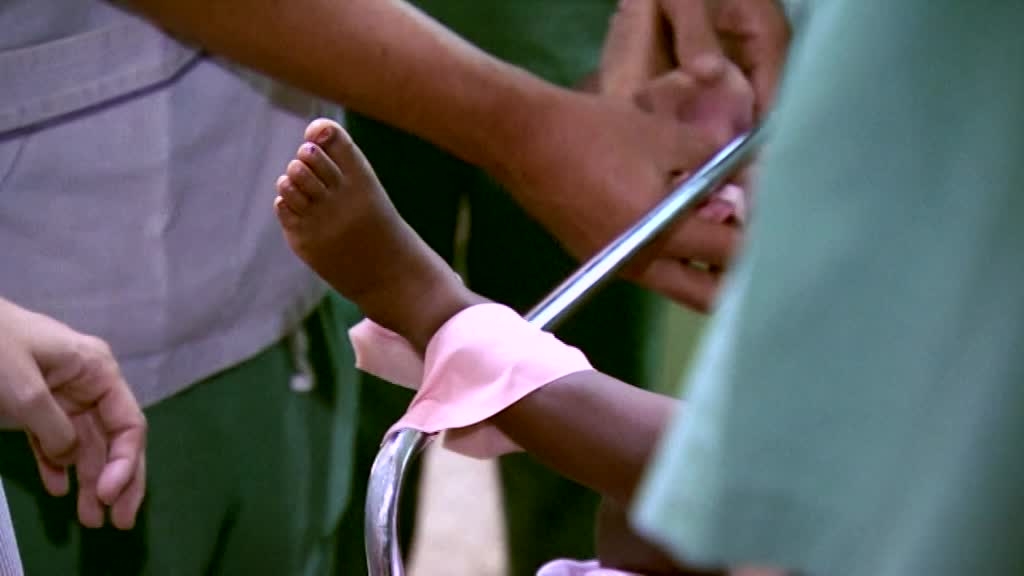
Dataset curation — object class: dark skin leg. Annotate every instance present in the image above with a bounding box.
[275,118,673,505]
[274,119,779,576]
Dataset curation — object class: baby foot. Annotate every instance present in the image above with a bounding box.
[275,119,480,350]
[274,118,392,295]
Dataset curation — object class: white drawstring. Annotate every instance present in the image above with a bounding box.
[286,326,316,393]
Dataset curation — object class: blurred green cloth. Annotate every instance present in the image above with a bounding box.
[635,2,1024,574]
[413,0,616,86]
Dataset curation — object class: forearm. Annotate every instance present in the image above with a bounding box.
[123,0,563,182]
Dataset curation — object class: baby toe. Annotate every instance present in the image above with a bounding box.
[285,160,328,203]
[277,173,310,214]
[297,143,343,190]
[274,195,302,229]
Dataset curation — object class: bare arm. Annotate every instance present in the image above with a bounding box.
[122,0,739,312]
[123,0,550,183]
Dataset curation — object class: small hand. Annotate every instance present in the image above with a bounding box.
[0,299,147,530]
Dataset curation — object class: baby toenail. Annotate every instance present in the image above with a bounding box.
[306,144,317,156]
[315,127,332,144]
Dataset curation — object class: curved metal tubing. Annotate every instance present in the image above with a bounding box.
[365,427,434,576]
[364,127,765,575]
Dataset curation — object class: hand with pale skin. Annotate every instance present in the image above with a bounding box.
[0,298,146,530]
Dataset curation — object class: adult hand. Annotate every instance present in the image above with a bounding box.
[601,0,790,118]
[0,298,146,530]
[711,0,791,116]
[514,0,757,312]
[507,90,738,312]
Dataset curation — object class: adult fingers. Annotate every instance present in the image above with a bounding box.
[713,0,791,116]
[649,107,732,180]
[97,411,147,516]
[659,0,725,63]
[632,70,701,121]
[39,328,146,507]
[63,353,148,527]
[108,456,146,531]
[18,384,78,467]
[641,257,723,312]
[652,123,749,269]
[74,414,107,529]
[600,0,672,97]
[662,214,741,268]
[93,370,146,511]
[27,433,70,497]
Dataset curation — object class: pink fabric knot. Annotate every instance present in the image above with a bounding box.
[349,303,593,458]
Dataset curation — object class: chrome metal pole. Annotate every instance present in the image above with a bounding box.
[364,427,434,576]
[364,127,764,575]
[523,127,765,327]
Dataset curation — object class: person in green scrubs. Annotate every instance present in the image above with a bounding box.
[634,1,1024,574]
[341,3,665,574]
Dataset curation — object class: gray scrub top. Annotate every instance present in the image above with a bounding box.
[0,0,332,406]
[633,1,1024,575]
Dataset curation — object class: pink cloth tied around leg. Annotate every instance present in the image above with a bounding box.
[349,303,593,459]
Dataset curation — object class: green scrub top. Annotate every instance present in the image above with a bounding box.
[412,0,617,86]
[633,1,1024,575]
